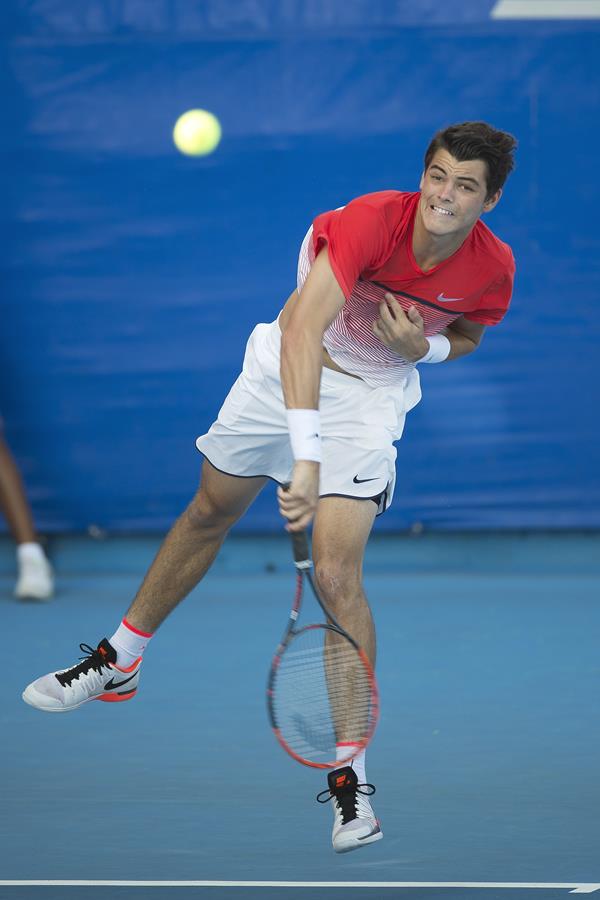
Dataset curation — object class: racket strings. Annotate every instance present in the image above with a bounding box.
[272,626,375,764]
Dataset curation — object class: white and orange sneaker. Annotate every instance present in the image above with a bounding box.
[22,639,141,712]
[317,766,383,854]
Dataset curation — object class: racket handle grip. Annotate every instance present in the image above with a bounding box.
[290,530,311,565]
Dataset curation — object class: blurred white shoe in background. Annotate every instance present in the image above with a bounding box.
[15,542,54,601]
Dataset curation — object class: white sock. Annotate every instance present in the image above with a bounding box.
[109,618,153,669]
[17,542,47,566]
[337,743,367,785]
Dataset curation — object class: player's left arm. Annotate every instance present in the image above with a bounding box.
[443,316,485,361]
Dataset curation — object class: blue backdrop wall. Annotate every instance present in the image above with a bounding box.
[1,1,599,532]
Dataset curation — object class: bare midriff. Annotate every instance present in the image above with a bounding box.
[278,290,362,380]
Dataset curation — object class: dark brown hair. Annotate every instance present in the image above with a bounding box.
[424,121,517,199]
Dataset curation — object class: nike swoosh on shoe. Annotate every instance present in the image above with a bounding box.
[103,672,138,691]
[357,824,382,841]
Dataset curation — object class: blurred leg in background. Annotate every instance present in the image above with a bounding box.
[0,429,53,601]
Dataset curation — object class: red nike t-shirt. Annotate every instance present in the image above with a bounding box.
[312,190,514,326]
[296,190,515,389]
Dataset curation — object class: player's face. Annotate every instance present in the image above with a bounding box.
[419,150,501,237]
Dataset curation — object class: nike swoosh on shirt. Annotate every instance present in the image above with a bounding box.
[436,293,464,303]
[104,672,138,691]
[353,475,380,484]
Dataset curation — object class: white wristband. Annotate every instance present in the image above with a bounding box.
[286,409,321,462]
[417,333,451,364]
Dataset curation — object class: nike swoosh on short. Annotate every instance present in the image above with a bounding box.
[436,293,464,303]
[104,672,138,691]
[357,824,382,840]
[353,475,379,484]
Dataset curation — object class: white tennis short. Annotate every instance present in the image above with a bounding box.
[196,319,412,514]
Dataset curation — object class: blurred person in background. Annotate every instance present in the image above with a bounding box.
[0,424,53,600]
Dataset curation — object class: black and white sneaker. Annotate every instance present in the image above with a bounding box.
[317,765,383,853]
[22,639,141,712]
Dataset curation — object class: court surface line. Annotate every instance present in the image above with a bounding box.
[0,882,599,893]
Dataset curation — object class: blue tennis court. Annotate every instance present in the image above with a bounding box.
[1,532,598,899]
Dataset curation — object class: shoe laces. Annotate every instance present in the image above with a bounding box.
[55,644,112,687]
[316,780,376,825]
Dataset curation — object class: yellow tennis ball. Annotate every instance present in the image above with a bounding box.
[173,109,222,157]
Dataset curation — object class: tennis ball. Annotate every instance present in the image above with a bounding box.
[173,109,222,157]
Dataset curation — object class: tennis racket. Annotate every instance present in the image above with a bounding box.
[267,530,379,769]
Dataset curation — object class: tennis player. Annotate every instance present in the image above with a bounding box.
[23,121,517,854]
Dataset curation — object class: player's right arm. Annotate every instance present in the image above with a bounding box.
[278,247,346,532]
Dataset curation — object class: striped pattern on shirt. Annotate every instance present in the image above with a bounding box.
[297,226,461,389]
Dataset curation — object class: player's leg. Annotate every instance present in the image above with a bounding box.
[0,435,37,543]
[311,495,382,853]
[312,495,377,665]
[0,434,54,600]
[22,460,266,712]
[123,460,267,633]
